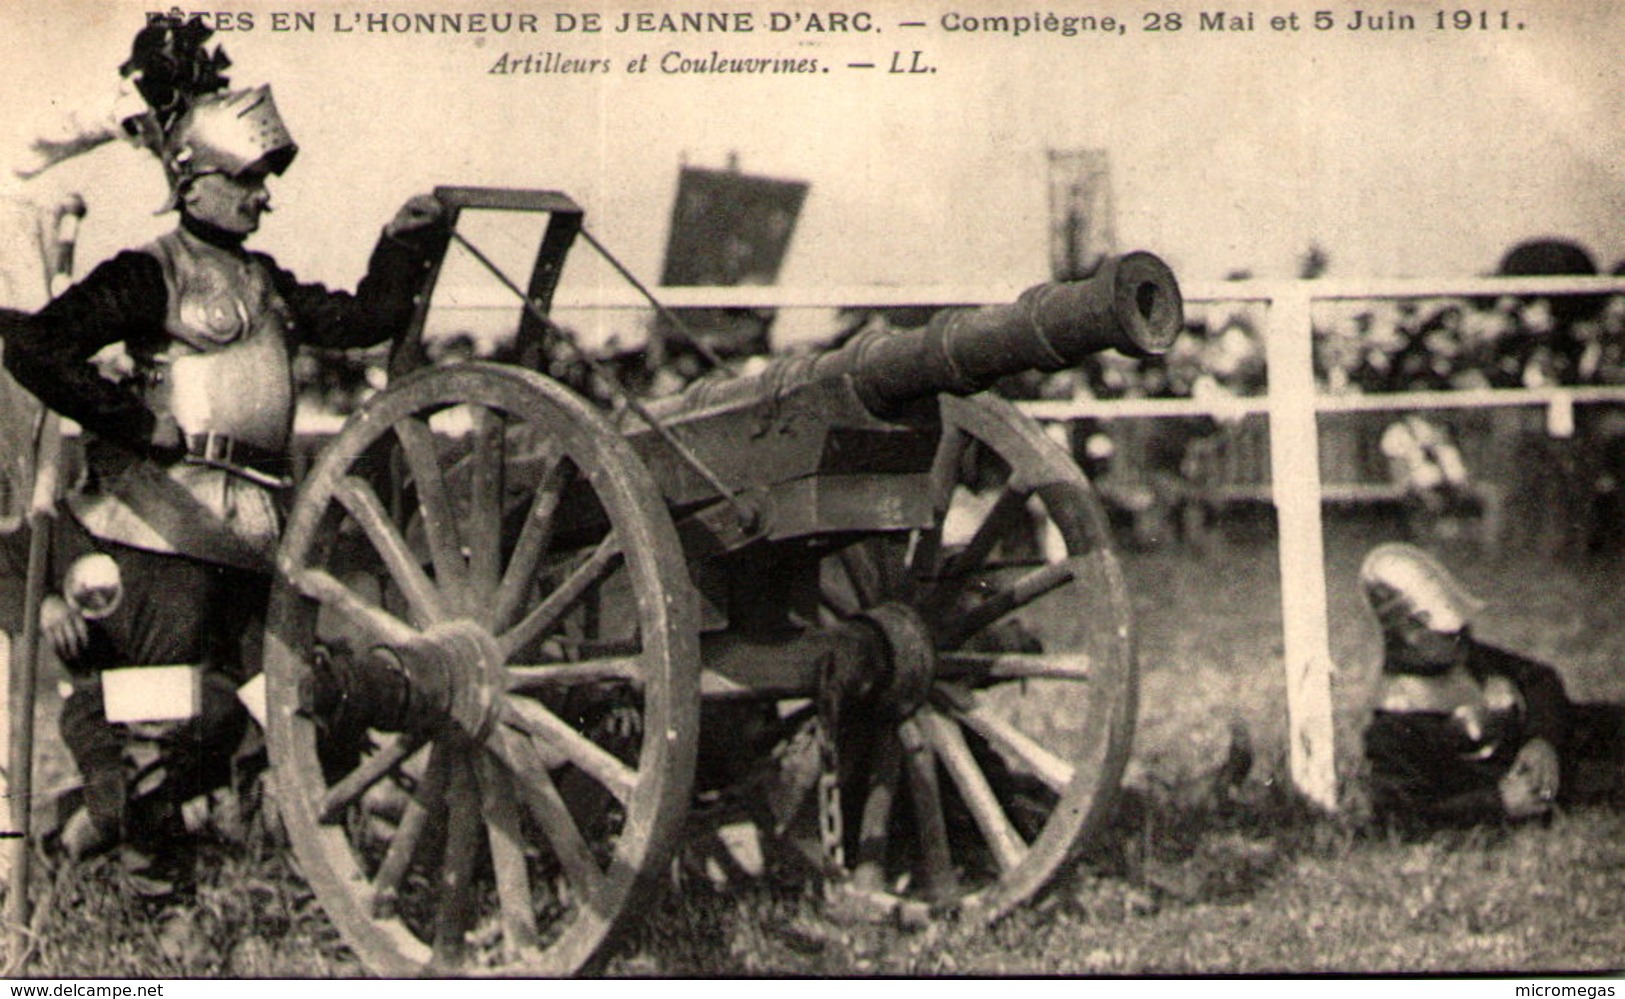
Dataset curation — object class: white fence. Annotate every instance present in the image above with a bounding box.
[553,273,1625,809]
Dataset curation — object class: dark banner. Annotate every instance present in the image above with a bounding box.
[661,166,808,288]
[656,167,809,365]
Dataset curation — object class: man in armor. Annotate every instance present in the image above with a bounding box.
[1,21,446,866]
[1360,542,1570,823]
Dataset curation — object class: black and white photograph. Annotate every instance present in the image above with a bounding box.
[0,0,1620,979]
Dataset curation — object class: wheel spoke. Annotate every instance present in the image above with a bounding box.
[506,656,643,694]
[937,557,1083,649]
[498,697,637,806]
[286,567,418,648]
[431,743,483,970]
[919,709,1027,874]
[476,750,542,956]
[836,546,883,609]
[936,650,1093,684]
[465,405,506,609]
[903,422,962,594]
[851,727,903,893]
[496,726,608,902]
[498,531,623,659]
[924,487,1032,616]
[333,475,448,628]
[820,584,859,621]
[951,487,1031,573]
[318,730,429,825]
[936,687,1075,794]
[905,525,946,599]
[897,715,959,903]
[926,424,967,508]
[490,453,569,632]
[370,738,452,919]
[770,747,820,838]
[394,415,470,599]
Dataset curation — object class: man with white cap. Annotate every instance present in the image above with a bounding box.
[0,14,444,870]
[1360,542,1570,822]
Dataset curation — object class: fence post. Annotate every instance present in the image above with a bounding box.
[1263,286,1339,811]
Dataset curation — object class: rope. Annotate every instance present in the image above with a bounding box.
[445,230,756,529]
[577,226,735,376]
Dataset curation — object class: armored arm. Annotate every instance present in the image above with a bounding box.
[263,227,444,352]
[1,252,172,457]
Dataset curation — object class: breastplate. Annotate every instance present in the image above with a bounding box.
[143,229,295,453]
[1376,664,1524,761]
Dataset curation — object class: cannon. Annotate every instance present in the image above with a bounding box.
[261,187,1183,974]
[653,249,1178,420]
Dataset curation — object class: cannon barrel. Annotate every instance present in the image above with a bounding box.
[657,251,1183,419]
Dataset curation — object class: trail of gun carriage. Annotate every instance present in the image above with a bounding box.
[0,19,1621,980]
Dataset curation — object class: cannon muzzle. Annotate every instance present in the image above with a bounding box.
[659,251,1182,420]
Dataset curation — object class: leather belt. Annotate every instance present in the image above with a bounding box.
[184,432,292,489]
[187,431,240,464]
[185,432,282,469]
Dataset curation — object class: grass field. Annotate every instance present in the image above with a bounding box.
[11,509,1625,977]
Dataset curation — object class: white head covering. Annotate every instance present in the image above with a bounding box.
[1359,542,1485,634]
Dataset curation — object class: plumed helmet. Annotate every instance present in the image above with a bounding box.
[160,85,297,210]
[120,12,232,134]
[1358,542,1484,634]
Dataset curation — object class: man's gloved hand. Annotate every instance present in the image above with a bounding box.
[384,194,445,238]
[40,594,89,661]
[1499,736,1561,819]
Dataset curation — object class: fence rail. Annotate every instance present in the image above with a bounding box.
[534,273,1625,309]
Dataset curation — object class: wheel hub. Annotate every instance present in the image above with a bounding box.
[399,619,508,742]
[855,602,937,715]
[312,620,508,742]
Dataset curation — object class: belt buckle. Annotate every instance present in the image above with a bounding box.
[191,432,236,464]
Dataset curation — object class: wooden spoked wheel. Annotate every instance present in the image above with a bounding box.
[263,362,699,976]
[814,393,1136,922]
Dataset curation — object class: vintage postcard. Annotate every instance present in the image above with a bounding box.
[0,0,1620,980]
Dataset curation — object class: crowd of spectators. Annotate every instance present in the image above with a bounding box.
[1315,288,1625,395]
[1385,242,1619,392]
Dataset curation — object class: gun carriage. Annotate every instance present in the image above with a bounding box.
[241,187,1181,974]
